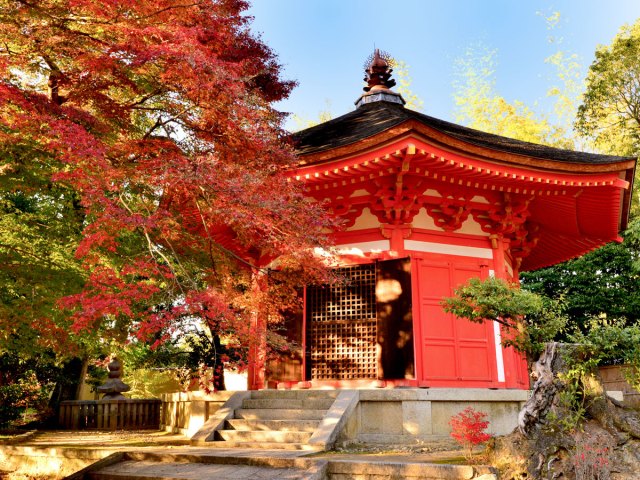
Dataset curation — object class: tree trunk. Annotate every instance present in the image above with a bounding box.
[48,357,84,411]
[488,342,640,479]
[74,356,89,401]
[212,334,226,391]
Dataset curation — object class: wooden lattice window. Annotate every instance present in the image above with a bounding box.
[306,264,378,380]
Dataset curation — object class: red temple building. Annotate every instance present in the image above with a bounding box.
[252,51,636,391]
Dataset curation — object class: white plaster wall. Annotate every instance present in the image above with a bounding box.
[334,240,391,254]
[411,208,438,230]
[404,239,493,259]
[346,207,380,231]
[458,216,488,236]
[408,208,488,236]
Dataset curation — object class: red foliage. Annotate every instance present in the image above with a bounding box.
[1,1,335,363]
[449,407,492,458]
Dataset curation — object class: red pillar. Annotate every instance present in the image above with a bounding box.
[490,235,529,389]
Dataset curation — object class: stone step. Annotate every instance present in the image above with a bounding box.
[241,398,335,410]
[88,460,315,480]
[225,418,320,432]
[216,429,313,443]
[235,408,327,420]
[250,389,339,400]
[205,440,316,450]
[327,460,496,479]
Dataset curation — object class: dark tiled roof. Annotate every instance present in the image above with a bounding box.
[292,101,633,164]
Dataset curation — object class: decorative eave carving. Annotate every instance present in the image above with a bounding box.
[471,193,532,236]
[297,139,627,270]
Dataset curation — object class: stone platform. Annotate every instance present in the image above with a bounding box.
[0,431,497,479]
[166,388,529,448]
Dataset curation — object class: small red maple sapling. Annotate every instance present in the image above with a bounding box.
[449,406,492,460]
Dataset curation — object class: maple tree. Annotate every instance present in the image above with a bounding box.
[448,406,492,460]
[0,0,333,390]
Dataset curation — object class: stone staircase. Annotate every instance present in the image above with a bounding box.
[70,450,326,480]
[211,390,339,450]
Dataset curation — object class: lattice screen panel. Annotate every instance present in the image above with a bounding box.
[307,264,378,380]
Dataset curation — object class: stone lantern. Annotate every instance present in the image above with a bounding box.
[97,357,131,400]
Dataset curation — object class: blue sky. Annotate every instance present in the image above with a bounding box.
[248,1,640,131]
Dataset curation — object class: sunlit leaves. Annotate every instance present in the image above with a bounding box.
[576,21,640,157]
[453,43,573,148]
[0,0,333,378]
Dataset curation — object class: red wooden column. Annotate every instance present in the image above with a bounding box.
[381,224,412,254]
[247,270,267,390]
[489,234,529,388]
[489,234,508,280]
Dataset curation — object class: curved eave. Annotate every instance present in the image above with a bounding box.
[293,122,636,234]
[291,131,633,271]
[296,118,636,175]
[521,236,618,272]
[521,187,623,271]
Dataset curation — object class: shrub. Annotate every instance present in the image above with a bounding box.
[449,406,492,460]
[0,384,23,427]
[0,371,50,428]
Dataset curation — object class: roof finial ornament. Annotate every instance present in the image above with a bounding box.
[355,49,406,109]
[363,49,396,92]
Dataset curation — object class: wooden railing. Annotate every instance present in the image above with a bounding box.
[58,399,161,430]
[599,365,640,407]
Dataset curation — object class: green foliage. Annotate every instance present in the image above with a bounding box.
[86,341,189,397]
[544,342,602,433]
[442,277,544,324]
[576,20,640,159]
[0,384,23,428]
[575,19,640,220]
[521,239,640,331]
[0,370,50,428]
[545,376,589,433]
[523,297,569,359]
[442,277,567,358]
[122,369,181,399]
[571,320,640,384]
[89,335,226,396]
[0,165,88,356]
[624,218,640,269]
[545,321,640,433]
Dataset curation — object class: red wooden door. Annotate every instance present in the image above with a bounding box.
[416,258,497,387]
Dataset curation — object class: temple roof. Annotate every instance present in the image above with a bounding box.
[292,100,633,166]
[289,98,637,272]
